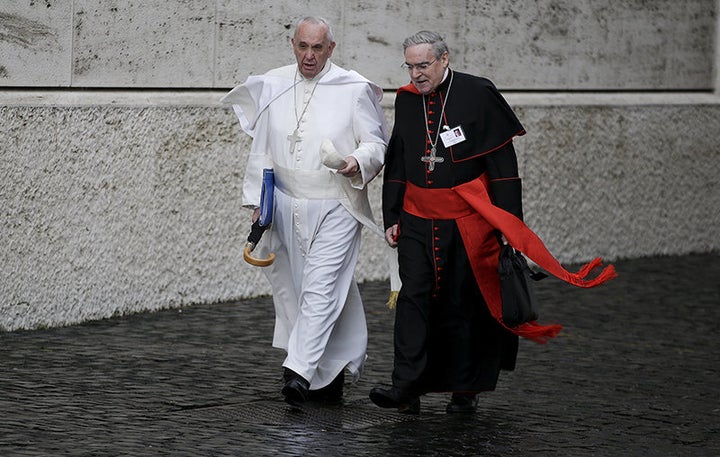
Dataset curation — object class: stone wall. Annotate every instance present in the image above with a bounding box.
[1,0,718,331]
[0,0,715,90]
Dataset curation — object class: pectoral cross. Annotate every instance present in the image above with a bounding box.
[287,129,301,153]
[421,146,444,171]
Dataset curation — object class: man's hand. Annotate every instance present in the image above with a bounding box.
[252,207,260,223]
[337,156,360,177]
[385,224,399,247]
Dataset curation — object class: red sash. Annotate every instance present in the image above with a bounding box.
[403,176,617,343]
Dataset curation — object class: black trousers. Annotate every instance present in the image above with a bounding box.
[391,213,517,394]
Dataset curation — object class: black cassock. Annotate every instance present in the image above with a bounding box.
[383,69,527,394]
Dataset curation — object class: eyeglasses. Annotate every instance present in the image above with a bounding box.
[401,59,437,71]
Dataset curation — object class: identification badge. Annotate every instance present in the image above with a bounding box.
[440,126,466,148]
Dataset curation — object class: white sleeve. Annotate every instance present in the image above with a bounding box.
[348,84,389,189]
[241,113,273,208]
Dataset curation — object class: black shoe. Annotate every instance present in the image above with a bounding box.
[281,370,310,406]
[308,370,344,404]
[369,386,420,415]
[282,368,296,383]
[446,393,478,414]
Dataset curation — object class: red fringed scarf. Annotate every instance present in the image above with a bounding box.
[403,175,618,343]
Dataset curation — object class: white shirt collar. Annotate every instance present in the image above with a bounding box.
[440,67,450,84]
[299,61,332,82]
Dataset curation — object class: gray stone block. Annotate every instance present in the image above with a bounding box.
[0,2,73,86]
[71,1,215,87]
[2,1,716,90]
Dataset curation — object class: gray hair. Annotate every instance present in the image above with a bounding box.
[402,31,449,59]
[293,16,335,43]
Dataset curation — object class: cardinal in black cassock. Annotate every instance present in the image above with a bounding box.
[370,31,616,415]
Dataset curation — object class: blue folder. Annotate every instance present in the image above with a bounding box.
[258,168,274,227]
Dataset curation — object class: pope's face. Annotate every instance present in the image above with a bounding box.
[404,44,448,95]
[292,22,336,79]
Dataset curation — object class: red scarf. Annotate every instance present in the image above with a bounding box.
[403,176,617,343]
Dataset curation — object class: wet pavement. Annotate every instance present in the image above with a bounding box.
[1,253,719,456]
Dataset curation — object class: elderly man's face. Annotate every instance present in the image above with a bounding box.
[292,22,335,79]
[404,44,448,95]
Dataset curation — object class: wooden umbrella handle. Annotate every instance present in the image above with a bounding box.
[243,242,275,267]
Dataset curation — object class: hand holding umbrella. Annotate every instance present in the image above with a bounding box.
[243,169,275,267]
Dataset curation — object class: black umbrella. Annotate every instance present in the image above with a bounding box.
[243,220,275,267]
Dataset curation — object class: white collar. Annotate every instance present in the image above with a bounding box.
[440,67,450,84]
[298,61,333,82]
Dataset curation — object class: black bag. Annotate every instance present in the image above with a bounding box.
[498,244,547,327]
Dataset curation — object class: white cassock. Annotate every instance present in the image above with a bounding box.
[221,62,388,389]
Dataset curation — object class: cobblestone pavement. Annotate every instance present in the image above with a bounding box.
[1,254,718,456]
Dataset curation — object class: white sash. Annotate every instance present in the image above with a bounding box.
[273,164,346,200]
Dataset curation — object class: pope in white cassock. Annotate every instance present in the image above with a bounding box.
[221,16,389,406]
